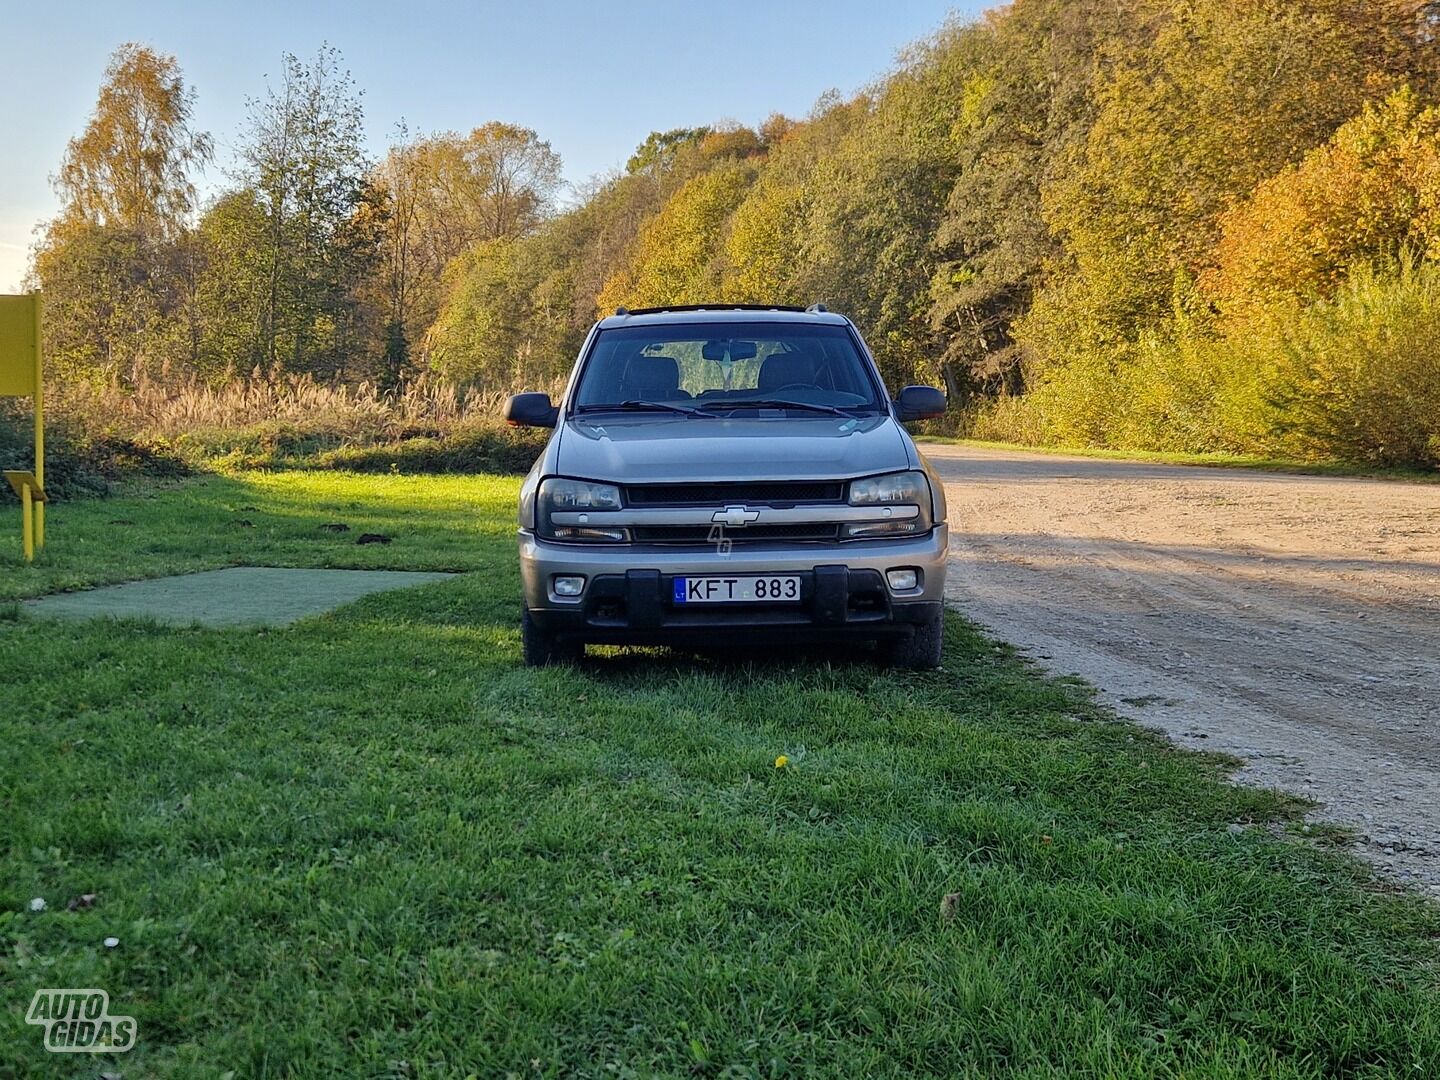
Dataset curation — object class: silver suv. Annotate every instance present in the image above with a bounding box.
[504,305,949,668]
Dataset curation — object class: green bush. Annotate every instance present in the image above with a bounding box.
[971,258,1440,469]
[1260,259,1440,467]
[297,423,544,474]
[0,403,189,504]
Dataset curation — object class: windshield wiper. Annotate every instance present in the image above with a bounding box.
[717,397,868,417]
[577,399,717,417]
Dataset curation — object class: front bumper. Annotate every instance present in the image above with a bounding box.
[521,526,948,646]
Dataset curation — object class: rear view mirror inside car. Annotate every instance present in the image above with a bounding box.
[702,339,759,361]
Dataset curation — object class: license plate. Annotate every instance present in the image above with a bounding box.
[673,575,801,604]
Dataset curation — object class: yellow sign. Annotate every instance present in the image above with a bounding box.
[0,294,39,397]
[4,471,46,502]
[1,293,44,561]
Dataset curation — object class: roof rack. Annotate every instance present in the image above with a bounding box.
[614,303,813,317]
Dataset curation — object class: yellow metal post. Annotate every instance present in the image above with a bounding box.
[33,294,43,549]
[21,483,33,562]
[5,471,46,561]
[1,293,43,560]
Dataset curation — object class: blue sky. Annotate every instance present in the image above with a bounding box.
[0,0,985,291]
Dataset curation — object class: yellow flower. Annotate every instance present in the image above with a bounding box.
[774,755,789,769]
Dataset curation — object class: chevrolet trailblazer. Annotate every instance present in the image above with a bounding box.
[503,304,949,667]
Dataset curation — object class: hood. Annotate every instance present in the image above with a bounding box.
[555,414,908,483]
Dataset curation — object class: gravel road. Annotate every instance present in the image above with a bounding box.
[927,444,1440,895]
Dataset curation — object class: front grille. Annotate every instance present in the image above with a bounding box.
[624,481,845,506]
[632,523,839,544]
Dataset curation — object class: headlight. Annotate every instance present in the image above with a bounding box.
[848,471,929,505]
[542,478,622,511]
[537,478,628,542]
[843,471,932,539]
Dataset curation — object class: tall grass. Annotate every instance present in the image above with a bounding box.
[66,371,514,441]
[3,372,556,501]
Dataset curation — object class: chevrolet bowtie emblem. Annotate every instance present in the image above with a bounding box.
[712,505,761,527]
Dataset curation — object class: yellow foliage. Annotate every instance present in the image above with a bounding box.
[1205,89,1440,315]
[596,162,755,313]
[1038,0,1415,341]
[723,179,808,304]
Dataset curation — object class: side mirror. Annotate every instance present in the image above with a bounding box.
[504,392,559,429]
[894,385,946,422]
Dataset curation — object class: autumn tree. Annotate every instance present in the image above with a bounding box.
[597,161,756,312]
[427,238,530,383]
[1204,89,1440,314]
[777,25,982,388]
[33,44,212,384]
[626,128,710,173]
[53,43,213,237]
[428,203,609,386]
[431,124,745,384]
[927,0,1156,395]
[724,97,865,308]
[372,123,562,378]
[564,151,698,316]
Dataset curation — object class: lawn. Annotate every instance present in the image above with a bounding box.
[2,473,1438,1078]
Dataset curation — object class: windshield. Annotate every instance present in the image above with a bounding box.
[571,322,884,414]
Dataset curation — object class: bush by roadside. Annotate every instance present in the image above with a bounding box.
[972,257,1440,470]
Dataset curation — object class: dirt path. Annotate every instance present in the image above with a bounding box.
[927,444,1440,895]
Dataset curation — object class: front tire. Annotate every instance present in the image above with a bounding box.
[521,605,582,667]
[882,609,944,670]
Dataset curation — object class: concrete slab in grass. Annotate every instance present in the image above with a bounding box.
[24,567,457,628]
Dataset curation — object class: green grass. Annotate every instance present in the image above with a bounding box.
[2,473,1438,1077]
[0,473,512,602]
[914,436,1440,482]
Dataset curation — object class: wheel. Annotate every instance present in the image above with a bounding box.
[882,609,944,670]
[521,605,582,667]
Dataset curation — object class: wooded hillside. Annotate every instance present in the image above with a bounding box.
[27,1,1440,466]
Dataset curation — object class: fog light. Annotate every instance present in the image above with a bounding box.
[552,575,586,598]
[841,520,918,539]
[886,568,919,592]
[553,525,630,542]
